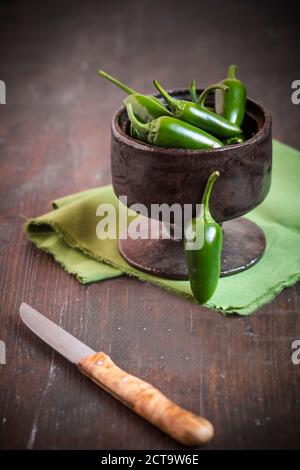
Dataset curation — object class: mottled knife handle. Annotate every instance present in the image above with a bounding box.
[78,352,213,446]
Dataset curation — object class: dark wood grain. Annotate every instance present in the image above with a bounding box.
[0,0,300,450]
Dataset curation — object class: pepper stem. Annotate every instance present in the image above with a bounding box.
[201,171,220,220]
[189,79,197,103]
[125,102,149,139]
[196,83,228,107]
[227,64,237,79]
[153,80,177,113]
[98,69,137,95]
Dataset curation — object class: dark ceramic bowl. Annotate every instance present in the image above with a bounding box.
[111,89,272,223]
[110,89,272,279]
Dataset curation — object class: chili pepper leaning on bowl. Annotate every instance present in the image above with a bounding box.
[184,171,222,304]
[154,80,242,139]
[215,64,247,127]
[125,102,224,150]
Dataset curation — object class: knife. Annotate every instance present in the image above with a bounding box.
[19,302,213,446]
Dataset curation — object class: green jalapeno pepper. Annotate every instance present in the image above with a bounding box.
[122,93,172,123]
[224,135,245,145]
[184,171,222,304]
[98,70,171,123]
[130,123,141,140]
[215,64,247,127]
[154,80,242,139]
[125,102,224,150]
[189,79,197,103]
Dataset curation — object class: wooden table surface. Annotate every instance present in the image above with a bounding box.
[1,0,300,450]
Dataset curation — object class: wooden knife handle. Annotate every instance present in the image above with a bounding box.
[78,352,213,446]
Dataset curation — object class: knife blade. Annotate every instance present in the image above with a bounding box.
[19,302,213,446]
[20,303,95,363]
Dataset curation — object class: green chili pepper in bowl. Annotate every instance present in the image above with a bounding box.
[125,102,224,150]
[98,70,171,123]
[154,80,242,139]
[130,122,144,141]
[189,79,197,103]
[224,135,245,145]
[123,93,172,122]
[189,80,215,112]
[215,64,247,127]
[184,171,222,304]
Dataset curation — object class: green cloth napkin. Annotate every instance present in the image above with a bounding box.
[26,140,300,315]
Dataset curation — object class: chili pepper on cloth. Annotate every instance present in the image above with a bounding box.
[215,64,247,127]
[98,70,171,122]
[154,80,242,139]
[125,102,224,150]
[184,171,222,304]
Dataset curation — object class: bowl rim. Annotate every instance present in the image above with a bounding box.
[112,88,272,155]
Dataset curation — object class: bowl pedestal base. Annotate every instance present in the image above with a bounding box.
[119,217,266,280]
